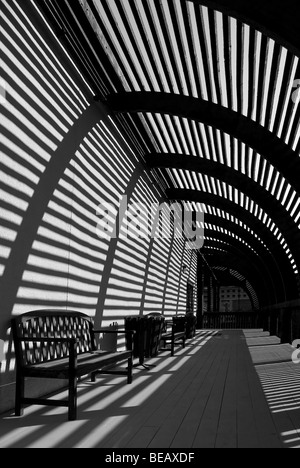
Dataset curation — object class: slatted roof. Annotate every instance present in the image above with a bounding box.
[36,0,300,306]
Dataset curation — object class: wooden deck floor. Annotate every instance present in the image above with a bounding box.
[0,330,298,448]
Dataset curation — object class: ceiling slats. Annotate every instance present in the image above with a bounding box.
[39,0,300,298]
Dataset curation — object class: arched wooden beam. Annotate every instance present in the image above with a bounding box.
[210,267,257,310]
[203,230,275,304]
[107,92,300,194]
[166,188,299,299]
[206,252,267,306]
[203,213,287,302]
[146,152,300,261]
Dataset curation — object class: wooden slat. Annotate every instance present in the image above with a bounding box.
[280,64,299,143]
[235,22,243,115]
[181,1,203,99]
[129,0,164,92]
[290,62,300,148]
[141,113,163,152]
[85,0,135,92]
[153,0,183,95]
[100,0,144,91]
[272,52,294,136]
[64,0,123,95]
[179,117,194,155]
[114,0,154,92]
[194,4,213,102]
[202,124,215,161]
[168,0,193,97]
[160,115,180,153]
[264,43,281,129]
[247,28,256,119]
[196,122,209,159]
[207,9,222,105]
[124,114,156,154]
[219,130,229,165]
[141,0,174,93]
[152,114,173,152]
[211,128,223,165]
[187,120,200,157]
[169,115,186,154]
[256,35,268,123]
[222,15,232,111]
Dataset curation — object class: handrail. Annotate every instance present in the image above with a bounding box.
[201,312,260,330]
[200,309,300,344]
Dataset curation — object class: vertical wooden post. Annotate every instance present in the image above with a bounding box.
[213,282,220,313]
[15,369,25,417]
[207,275,213,314]
[197,254,204,329]
[281,308,293,344]
[68,339,78,421]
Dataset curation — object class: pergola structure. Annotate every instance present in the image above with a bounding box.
[37,0,300,310]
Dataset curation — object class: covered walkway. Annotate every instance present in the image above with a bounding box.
[0,330,298,449]
[1,0,300,450]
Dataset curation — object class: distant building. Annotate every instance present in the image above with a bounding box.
[204,286,252,312]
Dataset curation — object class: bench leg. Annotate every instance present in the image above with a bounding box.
[128,355,133,385]
[171,340,175,357]
[183,338,186,349]
[68,375,77,421]
[15,370,24,417]
[91,372,97,383]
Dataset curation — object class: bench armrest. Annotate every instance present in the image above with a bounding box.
[93,330,135,352]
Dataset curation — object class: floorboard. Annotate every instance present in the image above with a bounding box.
[0,330,296,449]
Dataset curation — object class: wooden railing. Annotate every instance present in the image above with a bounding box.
[201,313,260,330]
[259,305,300,344]
[200,308,300,343]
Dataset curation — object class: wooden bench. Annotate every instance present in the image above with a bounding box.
[162,317,186,357]
[12,311,134,421]
[181,313,197,339]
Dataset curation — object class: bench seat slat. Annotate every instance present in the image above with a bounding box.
[24,350,131,378]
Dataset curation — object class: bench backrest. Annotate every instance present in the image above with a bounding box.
[173,317,187,334]
[125,315,165,359]
[185,313,197,338]
[12,311,96,367]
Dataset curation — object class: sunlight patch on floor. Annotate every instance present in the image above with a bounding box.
[74,416,128,449]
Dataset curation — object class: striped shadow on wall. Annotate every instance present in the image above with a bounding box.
[0,0,198,414]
